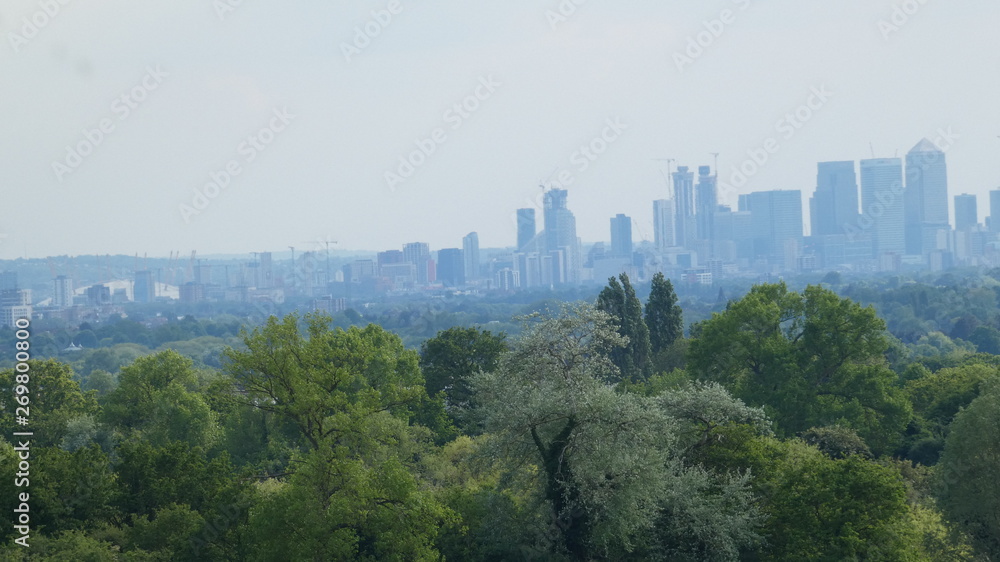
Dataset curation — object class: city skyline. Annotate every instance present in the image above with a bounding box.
[3,2,1000,258]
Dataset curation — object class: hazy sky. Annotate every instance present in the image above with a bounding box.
[2,0,998,259]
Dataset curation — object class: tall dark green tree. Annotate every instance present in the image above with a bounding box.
[645,272,684,355]
[597,273,651,382]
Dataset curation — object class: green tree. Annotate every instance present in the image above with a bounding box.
[0,360,98,448]
[472,304,762,560]
[645,272,683,355]
[597,273,651,382]
[419,326,506,428]
[688,283,912,454]
[101,350,220,448]
[936,379,1000,558]
[224,313,453,560]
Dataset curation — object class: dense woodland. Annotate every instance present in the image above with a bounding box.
[1,273,999,560]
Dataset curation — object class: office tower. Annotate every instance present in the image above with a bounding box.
[610,214,633,257]
[990,190,1000,232]
[436,249,464,287]
[543,188,580,284]
[744,190,803,268]
[695,165,717,241]
[462,232,480,281]
[86,284,112,306]
[517,208,536,251]
[134,270,155,302]
[52,275,73,308]
[495,268,519,291]
[653,199,675,251]
[403,242,431,283]
[954,194,978,231]
[860,158,905,258]
[904,139,949,255]
[811,161,859,236]
[672,166,695,247]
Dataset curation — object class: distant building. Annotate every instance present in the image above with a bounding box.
[743,190,803,269]
[134,270,155,303]
[517,208,537,251]
[811,161,859,236]
[610,214,633,258]
[403,242,431,284]
[543,189,580,284]
[52,275,74,308]
[653,199,675,251]
[990,190,1000,232]
[904,139,949,255]
[860,158,905,258]
[462,232,480,281]
[179,282,204,303]
[86,284,112,306]
[437,248,465,287]
[695,165,717,242]
[673,166,696,247]
[954,194,978,232]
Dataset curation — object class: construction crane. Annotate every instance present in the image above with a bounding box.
[302,240,338,288]
[652,158,676,198]
[710,152,720,178]
[538,167,559,193]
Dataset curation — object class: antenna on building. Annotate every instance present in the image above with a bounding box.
[710,152,720,178]
[869,142,875,158]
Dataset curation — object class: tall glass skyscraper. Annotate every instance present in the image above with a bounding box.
[695,165,717,242]
[672,166,695,247]
[860,158,905,258]
[610,213,633,257]
[516,208,536,251]
[904,139,948,255]
[543,188,579,284]
[653,199,675,251]
[954,194,978,231]
[744,190,803,269]
[810,161,859,236]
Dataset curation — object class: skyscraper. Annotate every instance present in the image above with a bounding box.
[695,165,717,241]
[517,208,536,251]
[810,161,859,236]
[744,190,803,268]
[437,248,465,287]
[403,242,431,283]
[954,194,978,231]
[653,199,675,251]
[610,214,633,257]
[462,232,480,281]
[860,158,905,258]
[52,275,73,308]
[904,139,948,255]
[672,166,695,247]
[990,190,1000,232]
[543,188,580,284]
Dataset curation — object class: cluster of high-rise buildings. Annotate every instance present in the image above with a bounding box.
[8,137,999,325]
